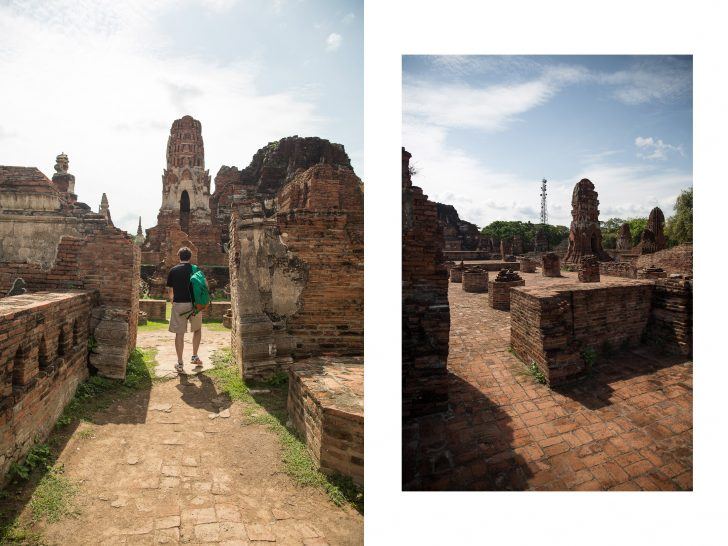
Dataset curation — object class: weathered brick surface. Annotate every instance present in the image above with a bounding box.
[402,148,450,418]
[520,258,537,273]
[645,276,692,356]
[542,252,561,277]
[205,301,231,321]
[488,274,525,311]
[449,265,463,283]
[511,280,654,385]
[564,179,612,264]
[578,255,600,283]
[1,291,95,482]
[276,165,363,359]
[287,357,363,486]
[403,271,692,491]
[462,268,488,293]
[599,261,638,279]
[139,299,166,321]
[635,243,692,276]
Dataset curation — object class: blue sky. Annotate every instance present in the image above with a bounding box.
[403,55,692,227]
[0,0,362,234]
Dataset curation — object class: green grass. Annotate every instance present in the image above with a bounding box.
[28,467,78,523]
[206,349,363,512]
[138,302,229,332]
[527,361,547,385]
[55,347,159,427]
[1,348,160,542]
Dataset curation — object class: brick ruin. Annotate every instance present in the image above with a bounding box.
[287,357,363,486]
[449,262,464,283]
[436,203,481,251]
[488,269,524,310]
[578,255,600,283]
[519,257,537,273]
[638,206,667,255]
[511,280,654,385]
[541,252,561,277]
[511,235,523,256]
[617,222,632,250]
[402,148,450,418]
[563,178,612,264]
[1,159,139,481]
[140,116,228,296]
[223,139,364,485]
[462,267,488,293]
[600,243,693,279]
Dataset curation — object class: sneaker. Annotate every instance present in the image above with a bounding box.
[174,362,185,374]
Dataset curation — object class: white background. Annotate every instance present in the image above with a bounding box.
[364,0,727,544]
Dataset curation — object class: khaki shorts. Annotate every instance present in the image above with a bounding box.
[169,302,203,334]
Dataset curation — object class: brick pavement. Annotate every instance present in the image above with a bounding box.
[403,270,692,491]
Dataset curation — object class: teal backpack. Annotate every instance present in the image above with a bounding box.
[188,264,210,313]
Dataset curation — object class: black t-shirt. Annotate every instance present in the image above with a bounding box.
[166,263,193,303]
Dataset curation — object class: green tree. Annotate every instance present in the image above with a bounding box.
[665,187,692,245]
[627,217,648,247]
[480,221,568,251]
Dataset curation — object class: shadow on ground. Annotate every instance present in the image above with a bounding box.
[0,350,155,540]
[403,372,532,491]
[552,347,692,411]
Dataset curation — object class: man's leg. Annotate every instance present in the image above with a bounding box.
[192,328,201,357]
[175,332,185,363]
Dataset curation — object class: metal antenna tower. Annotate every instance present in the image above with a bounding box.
[539,178,548,224]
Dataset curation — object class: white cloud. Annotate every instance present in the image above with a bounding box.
[635,136,685,160]
[0,1,322,235]
[404,80,556,132]
[325,32,342,52]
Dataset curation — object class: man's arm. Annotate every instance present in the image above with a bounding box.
[166,269,174,303]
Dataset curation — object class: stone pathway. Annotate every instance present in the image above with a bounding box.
[403,270,693,491]
[141,326,229,378]
[34,325,363,544]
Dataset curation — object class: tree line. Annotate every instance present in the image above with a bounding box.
[477,187,692,250]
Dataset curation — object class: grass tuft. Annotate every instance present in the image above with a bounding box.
[206,348,363,512]
[28,467,78,523]
[527,361,547,385]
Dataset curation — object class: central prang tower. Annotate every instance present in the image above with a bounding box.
[159,115,211,232]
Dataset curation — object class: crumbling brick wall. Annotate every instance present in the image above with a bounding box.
[645,276,692,356]
[276,164,364,358]
[402,148,450,418]
[510,280,654,385]
[1,291,95,482]
[0,227,140,379]
[635,243,692,276]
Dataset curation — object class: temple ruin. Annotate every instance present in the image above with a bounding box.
[1,157,139,481]
[617,222,632,250]
[403,157,693,491]
[402,148,450,418]
[563,178,612,264]
[638,206,667,255]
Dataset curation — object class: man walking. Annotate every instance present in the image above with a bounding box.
[166,246,203,374]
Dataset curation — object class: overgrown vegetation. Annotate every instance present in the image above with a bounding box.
[600,187,692,249]
[480,220,569,250]
[527,361,547,384]
[28,467,78,523]
[581,346,598,373]
[1,348,158,542]
[206,349,363,512]
[56,348,158,427]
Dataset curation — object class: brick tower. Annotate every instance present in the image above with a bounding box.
[159,115,211,232]
[563,178,612,264]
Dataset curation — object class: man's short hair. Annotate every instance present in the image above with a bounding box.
[178,247,192,261]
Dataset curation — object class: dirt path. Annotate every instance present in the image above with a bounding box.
[34,326,363,545]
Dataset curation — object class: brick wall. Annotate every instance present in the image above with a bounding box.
[0,226,140,379]
[635,243,692,276]
[206,301,230,320]
[1,291,95,482]
[139,299,166,321]
[402,148,450,418]
[599,261,638,279]
[510,280,654,385]
[645,276,692,356]
[287,357,363,486]
[273,164,363,358]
